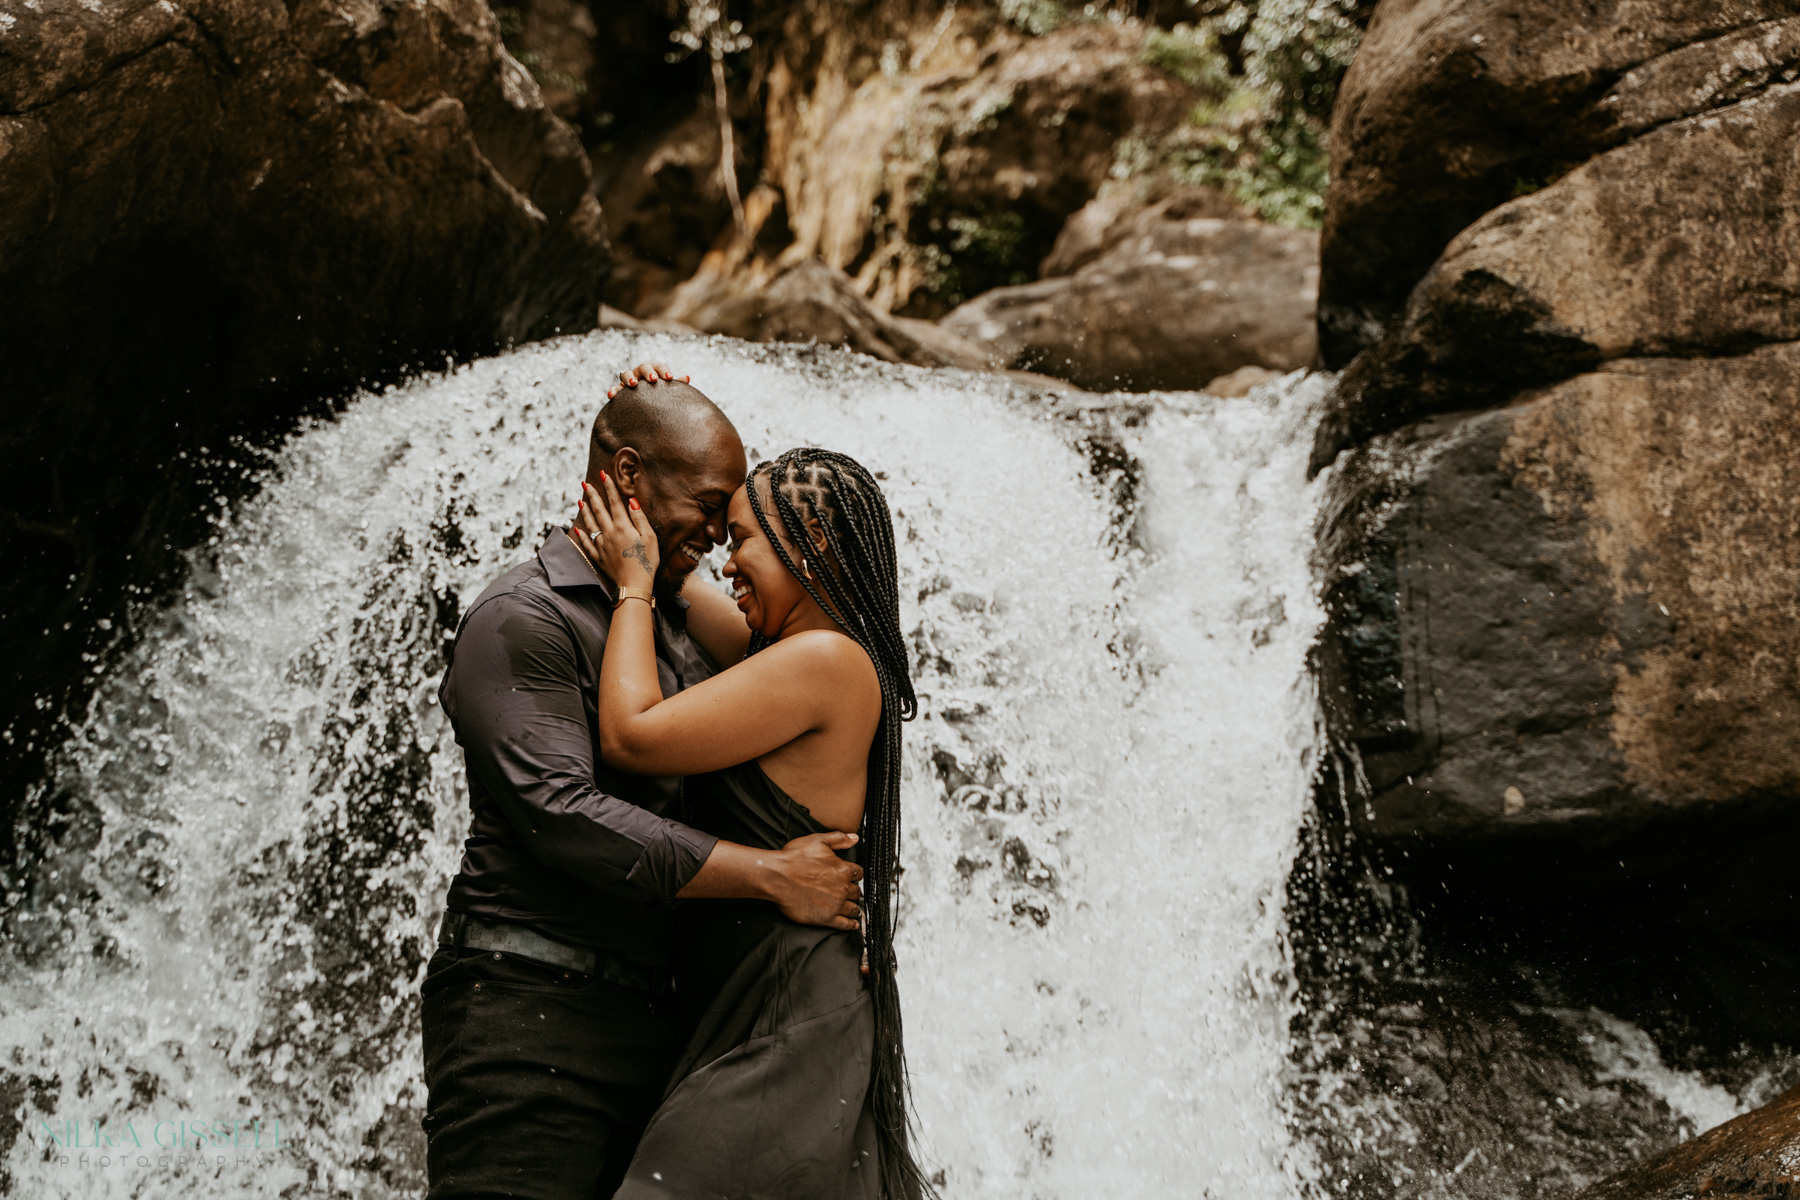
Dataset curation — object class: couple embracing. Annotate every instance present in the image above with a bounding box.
[420,362,930,1199]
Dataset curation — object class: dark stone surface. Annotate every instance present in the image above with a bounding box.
[1314,80,1800,472]
[0,0,607,826]
[1287,788,1800,1200]
[1317,405,1626,838]
[1569,1083,1800,1200]
[1318,344,1800,840]
[1316,0,1800,369]
[1299,4,1800,1188]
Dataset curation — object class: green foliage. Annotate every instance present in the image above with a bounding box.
[1167,112,1330,226]
[1235,0,1365,127]
[492,6,588,97]
[1130,1,1366,227]
[916,210,1034,309]
[1142,24,1232,97]
[1000,0,1067,37]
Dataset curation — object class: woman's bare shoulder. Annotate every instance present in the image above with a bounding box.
[749,629,879,687]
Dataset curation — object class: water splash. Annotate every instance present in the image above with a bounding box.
[1559,1008,1748,1136]
[0,334,1333,1197]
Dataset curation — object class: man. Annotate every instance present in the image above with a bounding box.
[421,363,864,1199]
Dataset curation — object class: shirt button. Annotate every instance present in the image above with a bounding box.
[493,953,502,961]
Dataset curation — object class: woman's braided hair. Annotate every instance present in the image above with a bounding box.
[744,447,928,1199]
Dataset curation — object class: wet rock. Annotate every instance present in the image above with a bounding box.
[1317,342,1800,840]
[595,306,697,336]
[1569,1083,1800,1200]
[1317,0,1800,368]
[941,214,1317,392]
[1313,80,1800,472]
[671,258,990,370]
[1204,366,1285,397]
[0,0,607,821]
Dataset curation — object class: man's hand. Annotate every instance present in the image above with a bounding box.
[677,834,863,932]
[606,361,689,399]
[765,832,865,930]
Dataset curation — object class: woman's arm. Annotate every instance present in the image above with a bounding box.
[580,474,860,776]
[680,570,754,667]
[603,631,863,776]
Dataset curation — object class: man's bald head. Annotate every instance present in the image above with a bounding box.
[588,379,740,479]
[585,378,747,590]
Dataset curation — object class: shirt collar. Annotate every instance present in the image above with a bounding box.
[537,528,693,627]
[540,528,616,600]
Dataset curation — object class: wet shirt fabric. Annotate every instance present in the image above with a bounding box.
[614,760,887,1200]
[438,530,719,968]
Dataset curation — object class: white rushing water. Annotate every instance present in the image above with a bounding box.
[0,333,1334,1197]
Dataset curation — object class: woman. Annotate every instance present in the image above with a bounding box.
[571,443,928,1200]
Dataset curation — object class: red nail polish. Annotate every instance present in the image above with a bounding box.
[629,498,639,510]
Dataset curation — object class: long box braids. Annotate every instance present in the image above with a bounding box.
[744,447,931,1200]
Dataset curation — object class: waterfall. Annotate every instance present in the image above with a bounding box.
[0,333,1332,1196]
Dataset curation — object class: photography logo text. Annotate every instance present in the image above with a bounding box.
[36,1116,289,1172]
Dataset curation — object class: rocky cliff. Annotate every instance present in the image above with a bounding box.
[0,0,607,820]
[1315,2,1800,847]
[539,0,1359,388]
[1301,4,1800,1192]
[1314,0,1800,369]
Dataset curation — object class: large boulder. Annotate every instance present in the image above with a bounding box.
[1317,0,1800,367]
[1569,1084,1800,1200]
[1311,3,1800,857]
[1314,79,1800,470]
[2,0,607,375]
[1320,343,1800,841]
[1036,186,1247,278]
[0,0,607,813]
[940,204,1318,391]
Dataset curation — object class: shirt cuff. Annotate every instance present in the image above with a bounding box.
[623,821,720,900]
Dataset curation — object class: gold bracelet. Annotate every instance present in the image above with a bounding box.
[614,587,656,611]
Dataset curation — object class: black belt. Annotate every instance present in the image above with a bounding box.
[437,911,672,997]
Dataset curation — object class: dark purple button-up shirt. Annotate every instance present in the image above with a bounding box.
[438,530,720,966]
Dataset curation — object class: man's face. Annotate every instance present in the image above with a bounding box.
[625,425,746,592]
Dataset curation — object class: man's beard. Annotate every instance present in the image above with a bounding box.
[641,509,687,600]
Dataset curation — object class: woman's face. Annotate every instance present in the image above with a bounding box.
[721,481,811,638]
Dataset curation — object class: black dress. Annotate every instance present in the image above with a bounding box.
[613,761,883,1200]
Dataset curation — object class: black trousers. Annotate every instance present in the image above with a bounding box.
[420,945,682,1200]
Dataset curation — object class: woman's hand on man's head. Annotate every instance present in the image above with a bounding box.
[606,361,689,400]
